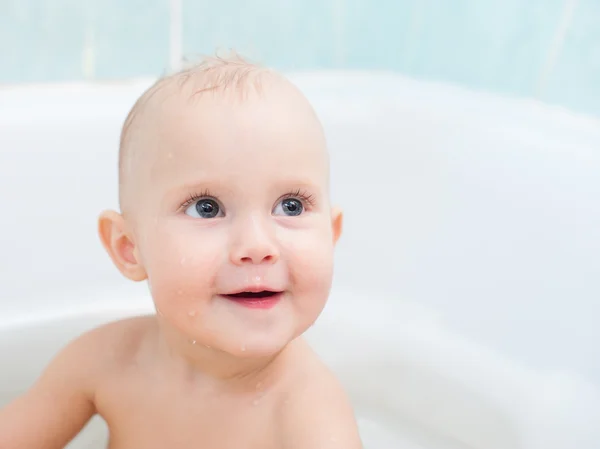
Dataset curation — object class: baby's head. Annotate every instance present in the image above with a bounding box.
[99,53,342,358]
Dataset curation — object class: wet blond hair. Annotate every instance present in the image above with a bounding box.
[118,50,274,211]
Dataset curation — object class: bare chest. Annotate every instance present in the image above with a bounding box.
[96,375,282,449]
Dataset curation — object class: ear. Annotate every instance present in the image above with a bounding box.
[98,210,147,282]
[331,207,343,245]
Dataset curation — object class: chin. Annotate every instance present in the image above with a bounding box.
[212,319,309,359]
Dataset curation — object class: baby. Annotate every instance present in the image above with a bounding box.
[0,53,362,448]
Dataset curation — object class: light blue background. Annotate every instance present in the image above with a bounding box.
[1,0,599,117]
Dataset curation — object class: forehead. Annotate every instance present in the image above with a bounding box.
[142,83,329,192]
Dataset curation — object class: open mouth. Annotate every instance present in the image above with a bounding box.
[226,291,279,299]
[222,291,283,309]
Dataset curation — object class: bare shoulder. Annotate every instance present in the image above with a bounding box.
[0,315,155,449]
[75,315,155,369]
[48,315,154,378]
[278,339,363,449]
[16,314,153,400]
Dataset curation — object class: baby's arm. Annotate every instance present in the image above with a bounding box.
[281,368,363,449]
[0,326,103,449]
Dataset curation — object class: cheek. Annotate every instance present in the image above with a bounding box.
[139,223,225,308]
[280,225,335,308]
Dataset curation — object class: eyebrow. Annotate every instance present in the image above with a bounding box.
[161,179,233,201]
[165,178,323,200]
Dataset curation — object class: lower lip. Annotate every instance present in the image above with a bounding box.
[222,293,283,309]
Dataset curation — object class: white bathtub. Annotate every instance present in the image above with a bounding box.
[1,72,599,448]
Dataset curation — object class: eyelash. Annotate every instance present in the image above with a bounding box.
[180,189,215,210]
[280,189,316,208]
[179,189,316,210]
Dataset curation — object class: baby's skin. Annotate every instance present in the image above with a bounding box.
[0,54,362,449]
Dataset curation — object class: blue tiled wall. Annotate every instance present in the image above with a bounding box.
[1,0,599,116]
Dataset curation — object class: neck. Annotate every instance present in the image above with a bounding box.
[153,317,290,391]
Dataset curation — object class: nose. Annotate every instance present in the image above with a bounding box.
[229,215,279,265]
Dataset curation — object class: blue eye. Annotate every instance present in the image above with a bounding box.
[273,198,303,217]
[185,199,223,218]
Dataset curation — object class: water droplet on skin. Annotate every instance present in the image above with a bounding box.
[204,345,211,349]
[191,340,197,345]
[253,275,260,283]
[187,310,196,317]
